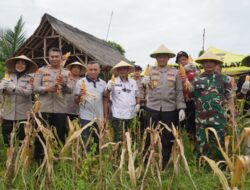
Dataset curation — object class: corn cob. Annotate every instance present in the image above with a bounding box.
[179,65,186,76]
[111,74,115,85]
[2,71,11,112]
[3,71,9,80]
[81,80,86,93]
[79,80,96,103]
[144,64,150,77]
[56,52,71,97]
[245,75,250,81]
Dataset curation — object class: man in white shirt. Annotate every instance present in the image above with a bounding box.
[104,61,140,142]
[74,61,106,142]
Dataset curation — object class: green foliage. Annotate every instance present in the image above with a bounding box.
[0,101,250,189]
[107,40,126,55]
[0,16,26,61]
[0,61,6,78]
[198,50,205,56]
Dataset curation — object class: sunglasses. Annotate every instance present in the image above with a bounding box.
[122,88,131,93]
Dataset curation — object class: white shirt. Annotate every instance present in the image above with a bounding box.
[74,76,106,121]
[108,77,139,120]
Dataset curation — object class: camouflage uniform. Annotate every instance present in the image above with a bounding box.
[192,72,233,159]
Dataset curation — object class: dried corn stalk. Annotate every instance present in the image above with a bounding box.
[200,156,230,190]
[232,155,250,189]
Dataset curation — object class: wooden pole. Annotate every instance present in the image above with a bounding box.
[43,38,47,57]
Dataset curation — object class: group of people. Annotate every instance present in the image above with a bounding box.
[0,44,249,168]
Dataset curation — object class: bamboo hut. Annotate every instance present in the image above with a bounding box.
[15,13,130,77]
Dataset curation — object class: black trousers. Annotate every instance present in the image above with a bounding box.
[80,119,99,152]
[34,112,68,161]
[138,106,146,135]
[145,107,178,169]
[67,114,79,121]
[180,100,196,141]
[2,119,26,147]
[111,117,132,142]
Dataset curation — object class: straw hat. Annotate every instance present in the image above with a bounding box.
[5,55,38,73]
[66,61,87,75]
[242,55,250,67]
[150,44,176,58]
[111,60,134,75]
[195,52,223,65]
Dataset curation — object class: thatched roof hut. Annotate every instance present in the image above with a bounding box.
[15,13,130,69]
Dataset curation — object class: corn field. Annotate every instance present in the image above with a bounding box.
[0,101,250,190]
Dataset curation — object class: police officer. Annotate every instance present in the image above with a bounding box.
[142,45,186,169]
[0,55,37,150]
[104,61,140,142]
[66,61,87,121]
[34,47,73,160]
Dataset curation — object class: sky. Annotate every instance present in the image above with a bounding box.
[0,0,250,68]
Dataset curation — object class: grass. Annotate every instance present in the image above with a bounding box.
[0,113,249,190]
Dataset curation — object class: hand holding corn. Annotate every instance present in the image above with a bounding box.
[241,75,250,95]
[107,74,115,91]
[179,65,193,91]
[142,64,150,85]
[56,74,66,86]
[80,80,97,104]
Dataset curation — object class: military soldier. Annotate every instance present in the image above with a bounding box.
[66,61,87,121]
[34,47,73,160]
[104,61,140,142]
[192,52,235,160]
[142,45,186,169]
[0,55,37,148]
[74,61,106,142]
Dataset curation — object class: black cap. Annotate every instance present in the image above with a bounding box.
[175,51,188,63]
[134,65,142,71]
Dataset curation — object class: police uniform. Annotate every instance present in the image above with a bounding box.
[0,73,34,146]
[34,65,73,160]
[143,45,186,169]
[0,55,37,147]
[145,65,186,167]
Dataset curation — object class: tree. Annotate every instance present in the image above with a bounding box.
[107,40,126,56]
[0,16,26,61]
[198,50,205,57]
